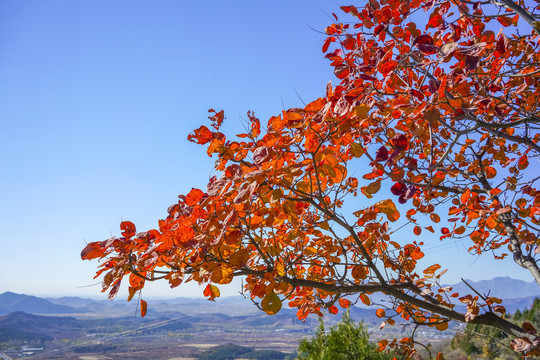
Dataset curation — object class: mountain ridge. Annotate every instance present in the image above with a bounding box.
[2,276,539,316]
[0,291,86,315]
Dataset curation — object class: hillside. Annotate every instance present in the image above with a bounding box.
[449,276,540,299]
[0,292,85,315]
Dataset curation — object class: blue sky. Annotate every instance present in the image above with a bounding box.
[0,1,534,300]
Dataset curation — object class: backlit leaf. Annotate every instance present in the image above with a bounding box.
[185,188,205,206]
[203,284,220,301]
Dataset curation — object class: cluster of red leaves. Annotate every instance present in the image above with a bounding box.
[83,0,540,357]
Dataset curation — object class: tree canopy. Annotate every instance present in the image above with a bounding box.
[297,310,393,360]
[82,0,540,357]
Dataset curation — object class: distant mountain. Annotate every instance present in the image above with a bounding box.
[45,296,101,308]
[448,276,540,299]
[0,292,86,315]
[4,276,540,318]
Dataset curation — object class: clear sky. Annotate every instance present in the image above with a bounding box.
[0,1,534,301]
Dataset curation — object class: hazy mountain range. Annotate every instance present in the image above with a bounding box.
[1,276,538,317]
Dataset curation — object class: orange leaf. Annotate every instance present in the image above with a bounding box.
[484,166,497,179]
[211,265,234,284]
[339,299,351,308]
[486,216,498,230]
[81,241,105,260]
[435,321,448,331]
[203,284,220,301]
[185,188,205,206]
[375,199,400,222]
[423,264,441,275]
[497,16,513,27]
[140,299,147,317]
[410,249,424,260]
[376,308,386,317]
[352,266,368,280]
[461,189,471,204]
[455,226,466,235]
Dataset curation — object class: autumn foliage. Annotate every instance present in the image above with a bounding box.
[83,0,540,357]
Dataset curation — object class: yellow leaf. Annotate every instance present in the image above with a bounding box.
[354,104,370,119]
[261,292,282,315]
[350,142,364,158]
[360,294,371,306]
[275,261,285,277]
[375,199,400,222]
[211,265,234,284]
[435,321,448,331]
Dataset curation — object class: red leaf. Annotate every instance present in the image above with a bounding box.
[374,24,385,35]
[334,65,350,79]
[414,35,437,55]
[322,36,336,53]
[339,299,351,308]
[325,48,342,59]
[121,221,136,239]
[376,146,389,161]
[518,155,529,170]
[410,88,425,100]
[522,321,537,335]
[378,61,398,75]
[81,241,105,260]
[497,16,513,27]
[188,125,213,145]
[358,74,376,81]
[427,13,443,28]
[391,182,407,196]
[390,133,409,151]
